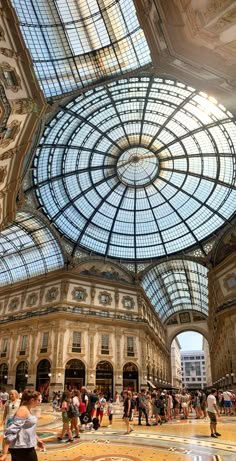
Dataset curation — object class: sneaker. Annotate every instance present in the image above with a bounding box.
[211,433,218,438]
[73,435,80,439]
[57,437,63,440]
[215,432,221,436]
[65,439,74,443]
[146,423,151,426]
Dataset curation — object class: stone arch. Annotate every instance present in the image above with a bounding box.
[15,360,28,392]
[96,360,113,398]
[167,324,209,350]
[123,361,139,392]
[36,359,51,401]
[65,358,86,390]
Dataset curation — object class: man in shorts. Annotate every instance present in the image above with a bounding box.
[207,389,221,438]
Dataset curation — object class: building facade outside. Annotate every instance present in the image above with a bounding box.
[171,338,182,389]
[181,350,207,390]
[202,337,212,388]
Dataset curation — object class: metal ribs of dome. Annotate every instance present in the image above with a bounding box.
[33,76,236,261]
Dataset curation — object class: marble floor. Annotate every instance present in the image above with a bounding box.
[1,406,236,461]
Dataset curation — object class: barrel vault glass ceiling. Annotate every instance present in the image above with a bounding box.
[141,260,208,322]
[12,0,151,99]
[0,212,64,286]
[1,0,236,323]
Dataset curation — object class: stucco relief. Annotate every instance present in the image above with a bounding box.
[0,47,17,58]
[0,148,18,161]
[0,120,21,148]
[0,166,7,184]
[0,62,21,91]
[10,98,35,114]
[204,0,233,23]
[0,25,5,40]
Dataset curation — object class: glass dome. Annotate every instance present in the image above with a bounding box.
[32,76,236,260]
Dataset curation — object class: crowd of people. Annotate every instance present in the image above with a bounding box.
[0,386,236,459]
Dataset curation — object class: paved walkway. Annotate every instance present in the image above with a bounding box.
[1,405,236,461]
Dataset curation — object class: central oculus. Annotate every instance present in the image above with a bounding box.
[116,147,159,187]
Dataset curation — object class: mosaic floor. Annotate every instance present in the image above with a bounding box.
[1,405,236,461]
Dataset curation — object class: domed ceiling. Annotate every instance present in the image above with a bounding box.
[32,76,236,261]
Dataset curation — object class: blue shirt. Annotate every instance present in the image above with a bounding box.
[4,414,37,449]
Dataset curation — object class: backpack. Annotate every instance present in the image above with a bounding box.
[131,398,136,409]
[92,417,100,430]
[67,402,80,418]
[80,412,91,424]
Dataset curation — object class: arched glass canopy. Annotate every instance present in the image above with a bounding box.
[32,76,236,260]
[141,260,208,322]
[12,0,151,98]
[0,212,64,286]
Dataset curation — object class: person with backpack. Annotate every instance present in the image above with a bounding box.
[70,390,81,439]
[137,389,151,426]
[57,390,73,443]
[88,390,99,419]
[152,392,162,425]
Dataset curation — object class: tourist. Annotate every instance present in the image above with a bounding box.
[207,388,221,438]
[57,390,73,443]
[107,398,114,427]
[0,389,44,461]
[137,389,151,426]
[70,390,80,438]
[2,390,20,429]
[123,390,134,434]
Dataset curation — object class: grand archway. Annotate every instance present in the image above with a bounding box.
[65,359,85,390]
[15,361,28,392]
[36,359,51,401]
[0,363,8,388]
[96,361,113,399]
[123,362,139,392]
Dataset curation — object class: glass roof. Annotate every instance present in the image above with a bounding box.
[141,260,208,322]
[32,76,236,261]
[12,0,151,99]
[0,212,64,286]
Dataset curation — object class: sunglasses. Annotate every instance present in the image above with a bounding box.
[11,404,15,409]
